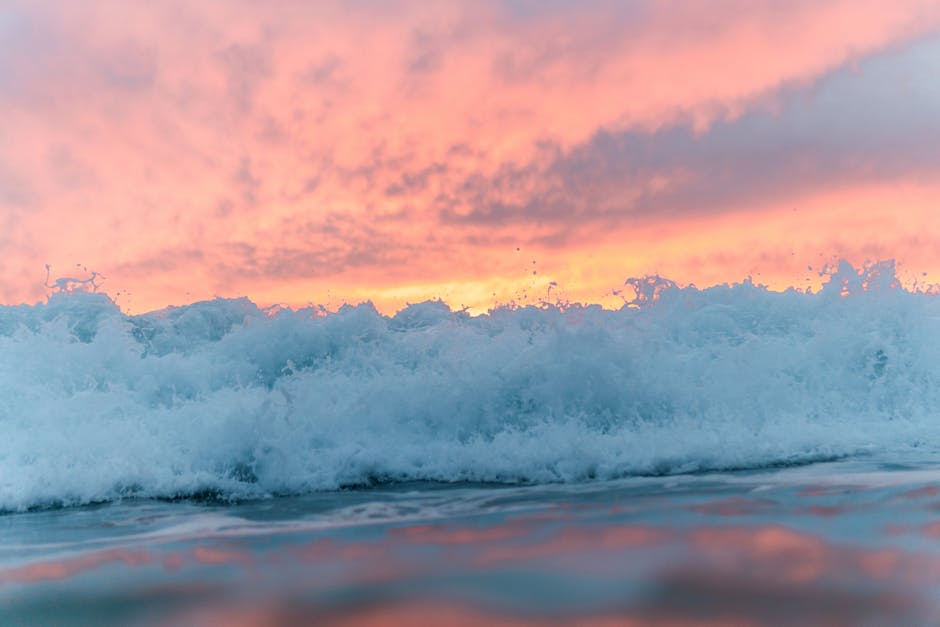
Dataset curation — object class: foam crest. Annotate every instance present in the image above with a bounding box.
[2,261,940,511]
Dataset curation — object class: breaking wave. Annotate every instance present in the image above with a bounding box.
[3,260,940,511]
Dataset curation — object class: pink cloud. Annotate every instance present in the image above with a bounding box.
[2,0,939,311]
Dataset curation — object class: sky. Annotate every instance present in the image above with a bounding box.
[2,0,940,313]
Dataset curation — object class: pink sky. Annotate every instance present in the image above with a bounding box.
[3,0,940,312]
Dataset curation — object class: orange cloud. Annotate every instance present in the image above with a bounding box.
[2,1,940,312]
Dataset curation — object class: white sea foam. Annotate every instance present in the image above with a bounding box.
[2,260,940,511]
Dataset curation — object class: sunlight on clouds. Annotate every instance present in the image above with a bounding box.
[2,1,940,312]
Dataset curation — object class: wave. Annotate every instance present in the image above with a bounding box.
[2,260,940,511]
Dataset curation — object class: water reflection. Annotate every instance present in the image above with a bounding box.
[2,477,939,625]
[0,548,153,584]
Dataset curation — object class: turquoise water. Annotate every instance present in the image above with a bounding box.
[5,262,940,623]
[3,459,940,625]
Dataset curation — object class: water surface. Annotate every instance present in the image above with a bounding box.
[3,460,940,625]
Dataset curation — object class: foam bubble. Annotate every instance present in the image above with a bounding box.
[2,261,940,511]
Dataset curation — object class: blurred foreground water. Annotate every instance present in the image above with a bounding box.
[3,458,940,626]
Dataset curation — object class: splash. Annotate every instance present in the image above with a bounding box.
[43,264,105,295]
[2,260,940,511]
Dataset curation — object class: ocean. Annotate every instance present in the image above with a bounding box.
[3,260,940,624]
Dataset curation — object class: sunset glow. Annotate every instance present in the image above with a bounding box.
[3,0,940,312]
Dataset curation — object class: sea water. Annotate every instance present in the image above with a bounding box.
[3,260,940,624]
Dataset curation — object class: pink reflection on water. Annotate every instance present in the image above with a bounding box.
[153,597,778,627]
[298,537,391,562]
[858,550,901,579]
[692,526,829,584]
[156,601,540,627]
[899,485,940,499]
[473,525,667,567]
[391,523,526,545]
[0,548,153,584]
[192,546,253,566]
[4,500,940,625]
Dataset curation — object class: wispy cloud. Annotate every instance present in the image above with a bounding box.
[2,0,939,311]
[443,37,940,229]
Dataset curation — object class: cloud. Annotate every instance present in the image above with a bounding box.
[2,0,940,311]
[440,37,940,231]
[217,42,272,114]
[98,41,158,90]
[113,248,206,276]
